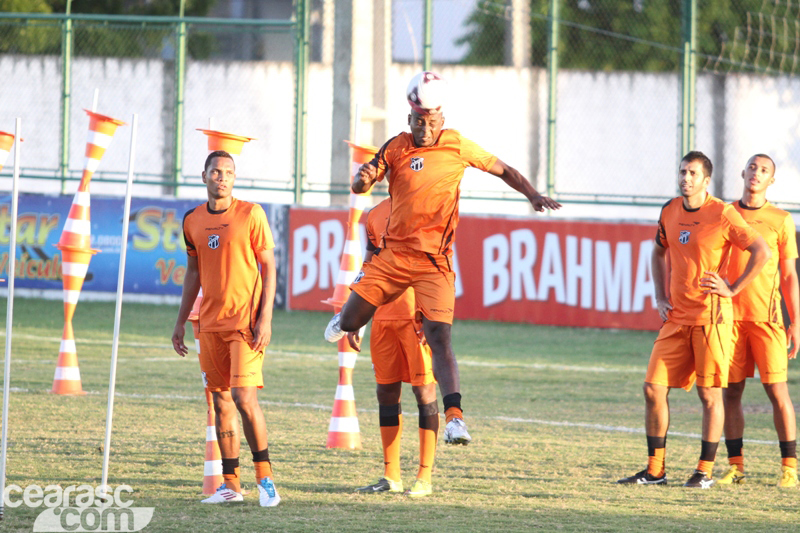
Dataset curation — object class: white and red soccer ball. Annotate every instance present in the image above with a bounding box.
[406,71,446,114]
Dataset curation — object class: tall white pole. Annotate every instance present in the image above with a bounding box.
[101,114,137,490]
[0,118,21,520]
[91,88,99,113]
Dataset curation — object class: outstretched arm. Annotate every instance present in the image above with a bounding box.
[780,258,800,359]
[488,159,561,212]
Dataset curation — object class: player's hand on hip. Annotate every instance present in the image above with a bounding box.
[346,331,361,352]
[787,323,800,360]
[701,271,733,298]
[171,324,188,357]
[530,194,562,212]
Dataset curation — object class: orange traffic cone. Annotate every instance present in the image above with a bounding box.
[197,129,255,167]
[0,131,15,173]
[52,110,125,395]
[323,142,377,449]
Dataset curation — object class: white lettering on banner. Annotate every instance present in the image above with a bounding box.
[595,241,632,312]
[510,229,536,301]
[538,233,565,303]
[483,234,509,307]
[479,232,655,314]
[319,220,343,291]
[292,225,318,296]
[452,245,463,298]
[632,239,657,311]
[566,236,592,308]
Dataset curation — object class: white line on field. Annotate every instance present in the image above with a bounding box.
[5,387,778,446]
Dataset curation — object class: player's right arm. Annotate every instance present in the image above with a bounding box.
[352,163,379,194]
[171,254,200,357]
[651,242,671,321]
[781,257,800,359]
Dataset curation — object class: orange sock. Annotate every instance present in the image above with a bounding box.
[729,456,744,472]
[647,448,665,477]
[697,460,714,476]
[379,403,403,481]
[417,401,439,483]
[445,407,463,424]
[782,457,797,469]
[254,461,273,481]
[223,467,241,493]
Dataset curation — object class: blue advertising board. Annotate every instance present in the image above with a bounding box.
[0,193,285,300]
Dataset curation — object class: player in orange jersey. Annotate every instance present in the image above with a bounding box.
[324,71,561,445]
[618,151,770,489]
[349,198,439,498]
[716,154,800,488]
[172,150,280,507]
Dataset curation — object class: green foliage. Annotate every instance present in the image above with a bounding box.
[458,0,766,71]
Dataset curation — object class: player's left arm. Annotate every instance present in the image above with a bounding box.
[704,236,771,297]
[780,257,800,359]
[251,247,277,353]
[488,159,561,212]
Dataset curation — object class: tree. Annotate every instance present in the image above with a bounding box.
[456,0,764,71]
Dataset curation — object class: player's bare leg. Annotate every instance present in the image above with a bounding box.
[764,381,798,487]
[325,291,377,342]
[203,390,244,503]
[232,386,280,506]
[424,319,470,445]
[720,381,747,484]
[617,383,670,484]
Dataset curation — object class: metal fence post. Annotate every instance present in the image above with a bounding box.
[546,0,559,198]
[60,0,73,194]
[173,0,187,196]
[294,0,309,204]
[423,0,432,70]
[680,0,697,156]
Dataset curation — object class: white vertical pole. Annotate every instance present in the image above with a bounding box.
[353,103,361,146]
[91,88,99,113]
[0,118,21,520]
[101,114,137,490]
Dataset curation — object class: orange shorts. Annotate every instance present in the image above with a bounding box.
[370,319,436,386]
[199,330,264,391]
[729,321,788,384]
[351,246,456,324]
[645,321,734,390]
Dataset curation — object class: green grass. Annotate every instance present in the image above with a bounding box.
[0,298,798,532]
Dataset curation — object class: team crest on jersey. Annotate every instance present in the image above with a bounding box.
[679,230,690,244]
[208,234,220,249]
[410,157,424,172]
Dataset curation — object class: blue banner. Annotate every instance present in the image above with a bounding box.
[0,193,279,297]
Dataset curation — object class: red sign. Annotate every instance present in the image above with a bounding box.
[288,207,662,330]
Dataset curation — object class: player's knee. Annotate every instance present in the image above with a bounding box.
[643,383,665,405]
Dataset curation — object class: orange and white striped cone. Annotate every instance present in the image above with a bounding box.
[0,131,15,173]
[323,142,377,449]
[52,110,125,395]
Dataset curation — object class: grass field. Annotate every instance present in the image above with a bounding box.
[0,298,799,532]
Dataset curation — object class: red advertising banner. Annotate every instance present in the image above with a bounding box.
[288,207,663,331]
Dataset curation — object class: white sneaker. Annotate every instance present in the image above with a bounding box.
[444,418,472,445]
[324,313,346,342]
[258,477,281,507]
[201,483,243,503]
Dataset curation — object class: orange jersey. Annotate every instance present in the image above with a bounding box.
[366,198,416,320]
[656,195,759,325]
[371,129,497,255]
[183,198,275,332]
[728,200,798,324]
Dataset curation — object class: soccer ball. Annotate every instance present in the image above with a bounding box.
[406,71,446,114]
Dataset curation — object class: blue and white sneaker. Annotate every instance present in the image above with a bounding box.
[201,483,243,503]
[324,313,346,342]
[258,477,281,507]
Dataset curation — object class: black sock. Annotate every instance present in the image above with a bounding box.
[725,437,744,459]
[443,393,461,413]
[700,440,719,462]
